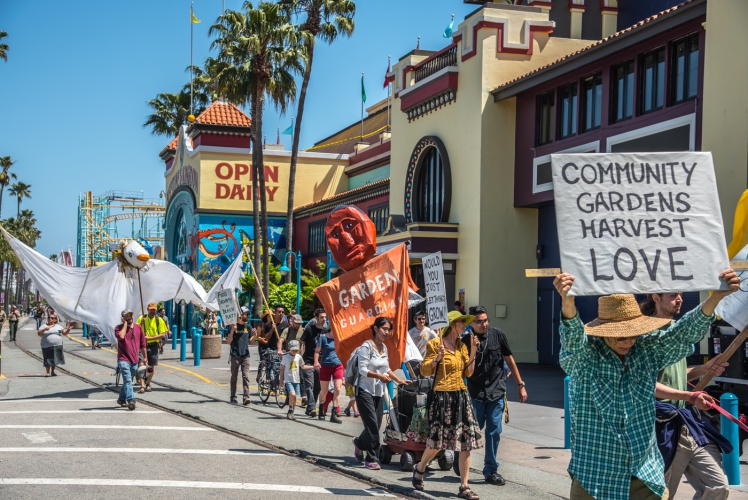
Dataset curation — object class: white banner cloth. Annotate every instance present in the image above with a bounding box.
[0,227,212,347]
[205,249,245,308]
[551,152,729,295]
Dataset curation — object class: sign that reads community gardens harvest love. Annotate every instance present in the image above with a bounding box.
[551,152,729,295]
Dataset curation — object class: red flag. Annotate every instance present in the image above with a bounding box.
[382,60,390,89]
[314,244,416,370]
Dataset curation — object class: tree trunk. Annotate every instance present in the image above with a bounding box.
[258,141,270,303]
[251,88,264,318]
[0,185,5,219]
[16,199,20,218]
[285,39,315,284]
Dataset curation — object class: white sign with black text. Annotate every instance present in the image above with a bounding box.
[552,152,729,295]
[422,251,449,330]
[216,288,239,326]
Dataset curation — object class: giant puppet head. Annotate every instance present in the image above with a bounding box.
[122,240,151,269]
[325,205,377,272]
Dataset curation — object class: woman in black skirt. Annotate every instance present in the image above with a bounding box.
[38,313,70,376]
[409,310,482,500]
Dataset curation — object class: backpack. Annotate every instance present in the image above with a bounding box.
[344,340,373,387]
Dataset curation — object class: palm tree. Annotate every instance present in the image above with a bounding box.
[49,254,58,263]
[0,156,17,219]
[142,91,195,137]
[8,181,31,218]
[282,0,354,276]
[0,31,8,62]
[210,1,305,310]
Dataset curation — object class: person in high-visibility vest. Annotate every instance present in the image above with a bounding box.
[137,302,168,393]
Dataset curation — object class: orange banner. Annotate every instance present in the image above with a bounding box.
[314,244,415,370]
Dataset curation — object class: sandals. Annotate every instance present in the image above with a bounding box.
[458,486,479,500]
[138,387,145,394]
[145,386,152,392]
[411,466,425,490]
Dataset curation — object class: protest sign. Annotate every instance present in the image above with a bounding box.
[216,288,239,326]
[314,244,415,370]
[422,251,449,329]
[404,333,424,362]
[551,152,729,295]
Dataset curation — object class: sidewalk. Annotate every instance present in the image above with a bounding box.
[7,324,748,499]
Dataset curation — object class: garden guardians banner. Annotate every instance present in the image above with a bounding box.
[552,152,729,295]
[314,244,415,370]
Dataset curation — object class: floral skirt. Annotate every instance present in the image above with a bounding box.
[407,389,483,452]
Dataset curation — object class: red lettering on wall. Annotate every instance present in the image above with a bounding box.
[235,163,249,181]
[216,183,230,199]
[265,166,279,183]
[266,186,279,202]
[215,163,233,180]
[246,185,253,200]
[230,184,245,200]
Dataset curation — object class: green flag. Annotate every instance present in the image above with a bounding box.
[361,74,367,103]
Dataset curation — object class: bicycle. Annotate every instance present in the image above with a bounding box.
[257,351,287,408]
[113,364,121,387]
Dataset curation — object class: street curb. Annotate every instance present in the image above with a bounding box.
[12,336,431,499]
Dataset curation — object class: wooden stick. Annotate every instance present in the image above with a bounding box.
[244,248,280,342]
[526,260,748,278]
[693,324,748,392]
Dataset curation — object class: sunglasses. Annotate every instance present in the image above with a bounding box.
[473,319,489,325]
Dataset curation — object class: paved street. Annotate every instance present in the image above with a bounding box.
[4,318,748,499]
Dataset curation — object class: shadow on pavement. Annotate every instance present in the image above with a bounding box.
[505,363,565,409]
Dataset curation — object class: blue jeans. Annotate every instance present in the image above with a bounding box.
[472,397,505,476]
[117,360,138,403]
[35,317,43,329]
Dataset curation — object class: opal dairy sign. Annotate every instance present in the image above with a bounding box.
[551,152,729,295]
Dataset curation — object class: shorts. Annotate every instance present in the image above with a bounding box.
[146,343,159,366]
[319,363,343,382]
[285,382,301,396]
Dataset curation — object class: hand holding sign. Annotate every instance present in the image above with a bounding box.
[551,152,729,295]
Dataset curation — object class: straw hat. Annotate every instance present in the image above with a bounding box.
[585,294,671,338]
[446,310,475,332]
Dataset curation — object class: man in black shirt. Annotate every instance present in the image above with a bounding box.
[227,311,254,405]
[263,304,287,356]
[299,308,326,418]
[461,305,528,486]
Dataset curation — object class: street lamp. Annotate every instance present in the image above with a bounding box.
[326,249,340,282]
[279,250,302,313]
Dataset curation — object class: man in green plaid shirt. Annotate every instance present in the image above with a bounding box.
[554,270,739,500]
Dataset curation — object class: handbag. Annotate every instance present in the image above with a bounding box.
[408,359,440,434]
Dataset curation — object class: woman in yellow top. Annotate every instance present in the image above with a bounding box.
[411,310,482,500]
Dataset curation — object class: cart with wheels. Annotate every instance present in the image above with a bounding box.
[379,378,454,472]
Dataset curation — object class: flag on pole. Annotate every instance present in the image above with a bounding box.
[443,15,454,38]
[282,119,294,135]
[276,127,280,144]
[191,11,201,24]
[382,59,390,89]
[361,74,367,103]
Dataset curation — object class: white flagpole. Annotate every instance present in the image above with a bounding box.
[387,55,391,133]
[361,72,365,141]
[190,3,194,117]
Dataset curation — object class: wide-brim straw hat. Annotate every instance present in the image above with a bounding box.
[446,310,475,332]
[585,294,671,338]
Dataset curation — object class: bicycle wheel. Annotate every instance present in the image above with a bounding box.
[275,375,286,408]
[258,369,270,404]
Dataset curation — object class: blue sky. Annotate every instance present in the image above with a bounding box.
[0,0,475,258]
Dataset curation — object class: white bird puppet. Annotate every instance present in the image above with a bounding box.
[0,227,214,347]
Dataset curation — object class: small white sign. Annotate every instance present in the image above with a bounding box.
[552,152,729,295]
[404,333,423,362]
[422,251,449,330]
[216,289,238,326]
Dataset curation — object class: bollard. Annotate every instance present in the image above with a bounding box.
[190,327,196,354]
[720,392,740,485]
[564,376,571,450]
[83,324,88,339]
[172,324,177,350]
[194,329,202,367]
[180,330,187,362]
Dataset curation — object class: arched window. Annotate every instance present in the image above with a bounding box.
[415,147,446,222]
[405,136,452,223]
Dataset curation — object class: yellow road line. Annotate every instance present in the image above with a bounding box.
[69,335,225,386]
[67,335,89,347]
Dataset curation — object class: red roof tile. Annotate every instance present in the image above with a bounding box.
[493,0,696,93]
[194,100,252,127]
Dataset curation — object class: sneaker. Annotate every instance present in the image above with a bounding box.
[344,407,351,417]
[127,400,136,411]
[353,439,363,463]
[485,473,506,486]
[243,398,251,405]
[230,397,238,404]
[365,461,381,470]
[117,400,126,407]
[354,411,360,418]
[287,410,295,421]
[330,411,342,424]
[309,409,317,418]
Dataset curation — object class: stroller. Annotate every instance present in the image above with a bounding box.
[379,374,454,471]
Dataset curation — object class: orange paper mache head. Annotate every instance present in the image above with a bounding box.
[325,205,377,271]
